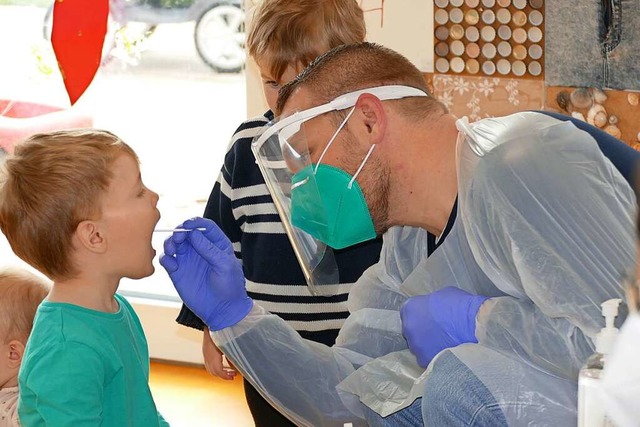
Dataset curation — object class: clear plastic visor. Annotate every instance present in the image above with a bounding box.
[251,116,337,296]
[251,85,429,295]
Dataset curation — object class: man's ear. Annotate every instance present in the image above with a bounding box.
[7,340,25,368]
[354,93,387,146]
[75,220,107,254]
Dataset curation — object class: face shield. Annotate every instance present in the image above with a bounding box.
[251,85,429,295]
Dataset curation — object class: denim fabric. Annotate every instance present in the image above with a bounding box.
[364,399,424,427]
[545,0,640,90]
[363,350,508,427]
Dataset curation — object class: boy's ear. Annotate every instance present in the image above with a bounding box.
[8,340,25,368]
[354,94,387,146]
[75,220,107,254]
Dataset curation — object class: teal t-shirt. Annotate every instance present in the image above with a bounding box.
[18,294,169,426]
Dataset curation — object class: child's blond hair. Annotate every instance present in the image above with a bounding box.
[247,0,366,81]
[0,268,49,343]
[0,129,138,280]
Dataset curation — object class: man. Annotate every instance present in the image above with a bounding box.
[161,43,637,426]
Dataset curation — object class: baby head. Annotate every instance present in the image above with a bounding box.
[0,268,49,389]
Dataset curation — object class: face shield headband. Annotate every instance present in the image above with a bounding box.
[251,85,429,295]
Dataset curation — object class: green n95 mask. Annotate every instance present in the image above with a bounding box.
[289,105,377,250]
[291,164,376,250]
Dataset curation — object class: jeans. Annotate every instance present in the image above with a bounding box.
[363,349,509,427]
[545,0,640,90]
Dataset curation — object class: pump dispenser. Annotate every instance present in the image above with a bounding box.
[595,299,622,355]
[578,298,622,427]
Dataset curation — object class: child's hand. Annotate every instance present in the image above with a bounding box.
[202,328,236,380]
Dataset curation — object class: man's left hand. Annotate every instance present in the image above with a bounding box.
[401,286,489,368]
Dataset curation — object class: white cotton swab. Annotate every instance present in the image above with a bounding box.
[153,228,207,233]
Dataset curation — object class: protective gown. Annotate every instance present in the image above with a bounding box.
[212,112,636,426]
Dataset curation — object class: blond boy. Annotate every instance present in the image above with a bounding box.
[0,268,49,427]
[0,130,168,426]
[174,1,381,425]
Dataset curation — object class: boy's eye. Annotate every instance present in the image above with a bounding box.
[137,189,146,198]
[264,80,279,89]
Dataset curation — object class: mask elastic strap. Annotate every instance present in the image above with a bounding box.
[348,144,376,189]
[314,106,357,174]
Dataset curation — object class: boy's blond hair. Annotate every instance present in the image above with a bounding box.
[0,129,138,280]
[0,268,49,343]
[247,0,366,82]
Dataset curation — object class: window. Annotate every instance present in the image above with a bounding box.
[1,0,247,362]
[0,0,247,301]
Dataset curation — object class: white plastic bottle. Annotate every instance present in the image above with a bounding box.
[577,298,622,427]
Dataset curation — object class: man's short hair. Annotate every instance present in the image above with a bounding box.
[277,42,446,120]
[0,267,49,343]
[247,0,366,81]
[0,129,137,280]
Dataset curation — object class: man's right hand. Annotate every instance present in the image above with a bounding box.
[160,217,253,331]
[202,327,237,380]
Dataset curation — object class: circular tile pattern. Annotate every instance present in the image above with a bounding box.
[496,8,511,24]
[497,25,512,40]
[513,0,527,9]
[528,60,542,76]
[497,58,512,75]
[512,60,526,76]
[512,27,527,43]
[466,42,481,58]
[497,40,512,57]
[528,43,543,59]
[481,25,497,42]
[450,7,464,23]
[465,9,480,25]
[435,26,450,41]
[482,9,496,24]
[482,42,497,59]
[436,57,451,73]
[466,58,480,73]
[450,24,465,39]
[465,26,480,42]
[528,26,543,43]
[433,0,545,78]
[451,56,466,73]
[482,60,496,75]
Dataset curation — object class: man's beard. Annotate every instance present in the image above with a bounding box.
[354,154,390,236]
[341,133,391,236]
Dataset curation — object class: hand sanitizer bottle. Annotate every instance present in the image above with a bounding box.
[577,298,621,427]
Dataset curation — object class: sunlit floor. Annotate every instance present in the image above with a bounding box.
[149,361,254,427]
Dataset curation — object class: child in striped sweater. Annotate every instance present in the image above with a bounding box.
[175,0,382,425]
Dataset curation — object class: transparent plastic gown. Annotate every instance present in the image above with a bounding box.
[212,112,636,426]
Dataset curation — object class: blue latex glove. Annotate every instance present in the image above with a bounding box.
[160,217,253,331]
[401,286,489,368]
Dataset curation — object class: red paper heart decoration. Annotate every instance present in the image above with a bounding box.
[51,0,109,105]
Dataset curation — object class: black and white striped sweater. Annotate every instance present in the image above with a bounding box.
[176,111,383,346]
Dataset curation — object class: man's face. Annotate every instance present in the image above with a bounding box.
[99,154,160,280]
[280,89,391,234]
